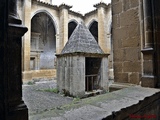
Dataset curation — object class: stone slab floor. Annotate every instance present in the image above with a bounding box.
[22,79,74,120]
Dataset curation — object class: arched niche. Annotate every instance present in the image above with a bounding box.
[31,12,56,70]
[68,20,78,39]
[88,21,98,42]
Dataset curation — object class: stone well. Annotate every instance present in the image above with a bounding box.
[56,22,109,97]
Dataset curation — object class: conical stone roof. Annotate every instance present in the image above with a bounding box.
[61,22,104,55]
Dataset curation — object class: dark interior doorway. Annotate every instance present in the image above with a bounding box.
[85,57,102,91]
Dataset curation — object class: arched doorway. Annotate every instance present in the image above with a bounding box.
[68,21,77,39]
[89,21,98,42]
[31,12,56,70]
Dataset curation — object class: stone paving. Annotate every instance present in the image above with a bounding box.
[22,80,160,120]
[22,79,74,120]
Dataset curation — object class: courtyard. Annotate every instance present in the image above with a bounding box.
[22,79,160,120]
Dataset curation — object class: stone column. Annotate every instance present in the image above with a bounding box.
[100,57,109,92]
[152,0,160,88]
[56,33,60,53]
[143,0,153,48]
[37,53,40,70]
[141,0,156,87]
[95,2,110,54]
[22,0,32,81]
[58,4,71,53]
[0,0,28,119]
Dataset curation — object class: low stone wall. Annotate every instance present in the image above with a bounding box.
[22,69,56,81]
[55,86,160,120]
[103,87,160,120]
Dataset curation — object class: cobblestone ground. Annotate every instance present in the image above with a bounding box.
[22,79,73,120]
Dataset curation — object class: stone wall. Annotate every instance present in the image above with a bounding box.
[23,69,56,81]
[112,0,142,84]
[57,56,85,97]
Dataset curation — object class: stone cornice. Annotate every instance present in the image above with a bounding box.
[59,3,72,10]
[84,9,97,17]
[94,2,109,9]
[68,10,84,18]
[32,0,59,10]
[56,52,109,57]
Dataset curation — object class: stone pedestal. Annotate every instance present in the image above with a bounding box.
[141,48,156,87]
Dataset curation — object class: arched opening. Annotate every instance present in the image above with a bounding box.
[31,12,56,70]
[68,21,77,39]
[89,21,98,42]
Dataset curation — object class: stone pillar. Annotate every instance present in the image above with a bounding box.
[141,0,156,87]
[95,3,110,54]
[22,0,32,80]
[112,0,142,84]
[56,34,60,53]
[72,56,85,97]
[152,0,160,88]
[58,4,71,53]
[37,53,40,70]
[0,0,28,119]
[100,57,109,91]
[143,0,153,48]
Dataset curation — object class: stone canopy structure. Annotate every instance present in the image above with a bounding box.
[56,22,109,97]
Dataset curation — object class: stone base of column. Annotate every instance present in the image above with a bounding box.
[7,101,28,120]
[141,75,157,88]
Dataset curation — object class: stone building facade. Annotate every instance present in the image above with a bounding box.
[112,0,160,88]
[112,0,142,85]
[17,0,112,81]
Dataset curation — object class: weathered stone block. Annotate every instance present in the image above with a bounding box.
[127,25,140,38]
[112,2,122,14]
[112,27,129,40]
[112,14,120,28]
[114,62,122,72]
[114,72,128,82]
[129,73,140,84]
[123,61,141,72]
[123,0,130,11]
[130,0,139,8]
[141,76,156,88]
[122,36,140,47]
[124,48,140,61]
[143,53,153,60]
[22,71,32,81]
[143,60,153,75]
[120,8,139,26]
[113,38,123,50]
[113,49,124,62]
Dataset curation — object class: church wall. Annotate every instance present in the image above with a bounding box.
[112,0,142,84]
[84,11,98,27]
